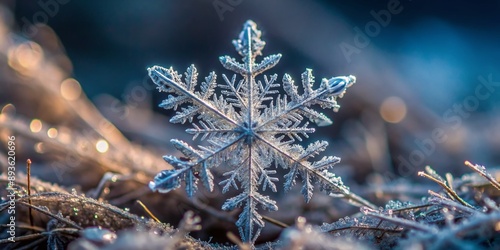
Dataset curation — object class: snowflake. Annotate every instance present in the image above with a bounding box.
[148,20,359,243]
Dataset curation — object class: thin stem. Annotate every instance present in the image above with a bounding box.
[465,161,500,191]
[26,159,34,230]
[136,200,161,223]
[227,232,251,250]
[363,207,436,233]
[18,201,83,230]
[418,171,473,208]
[262,215,289,228]
[327,225,402,234]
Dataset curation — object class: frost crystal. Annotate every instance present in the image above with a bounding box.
[148,20,357,243]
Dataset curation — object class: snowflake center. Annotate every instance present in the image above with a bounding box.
[241,121,259,142]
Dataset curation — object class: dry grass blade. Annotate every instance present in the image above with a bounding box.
[361,207,437,233]
[135,200,161,223]
[26,159,34,230]
[262,215,289,229]
[418,166,474,208]
[465,161,500,191]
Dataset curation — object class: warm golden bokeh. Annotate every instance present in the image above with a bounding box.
[7,42,43,74]
[30,119,43,133]
[47,128,58,138]
[379,96,407,123]
[60,78,82,101]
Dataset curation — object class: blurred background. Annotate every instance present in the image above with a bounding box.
[1,0,500,244]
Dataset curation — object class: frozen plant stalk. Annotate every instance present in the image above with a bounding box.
[148,20,367,243]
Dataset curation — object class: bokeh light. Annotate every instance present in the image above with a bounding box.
[47,128,58,138]
[1,104,16,117]
[379,97,407,124]
[95,139,109,153]
[30,119,43,133]
[60,78,82,101]
[7,42,43,73]
[34,142,46,154]
[57,127,72,144]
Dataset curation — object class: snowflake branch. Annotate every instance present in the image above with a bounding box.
[148,66,240,127]
[256,74,279,104]
[256,134,376,209]
[186,121,237,140]
[256,75,355,129]
[220,74,247,109]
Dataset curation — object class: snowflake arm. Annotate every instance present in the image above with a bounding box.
[150,134,245,195]
[148,65,240,127]
[257,136,345,201]
[257,73,356,130]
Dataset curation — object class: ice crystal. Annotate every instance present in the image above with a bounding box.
[148,20,357,243]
